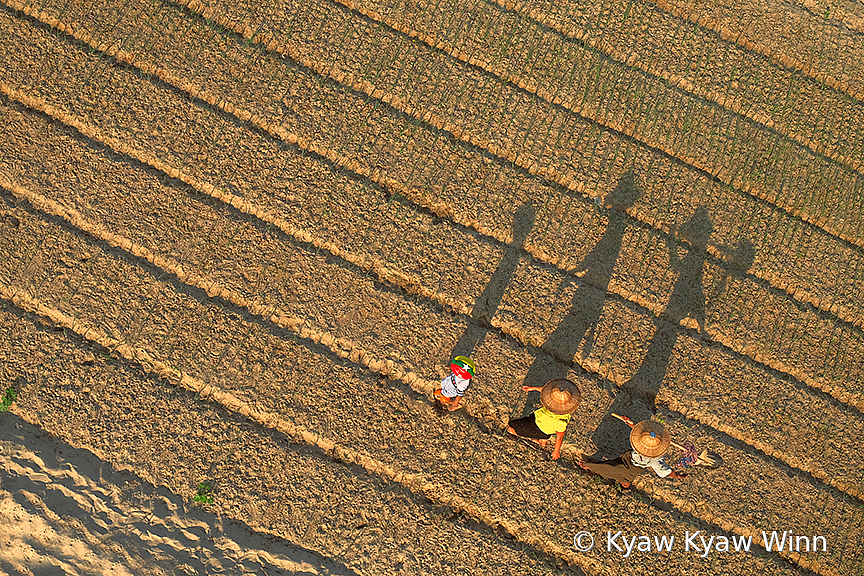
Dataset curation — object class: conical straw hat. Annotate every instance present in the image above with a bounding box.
[540,379,581,415]
[630,420,670,457]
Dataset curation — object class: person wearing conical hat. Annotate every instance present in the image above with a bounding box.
[433,356,476,412]
[578,420,687,488]
[507,379,581,460]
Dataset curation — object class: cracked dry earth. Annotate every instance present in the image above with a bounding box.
[0,0,862,574]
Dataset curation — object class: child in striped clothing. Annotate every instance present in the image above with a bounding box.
[433,356,476,412]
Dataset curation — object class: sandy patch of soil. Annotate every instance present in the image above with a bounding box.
[0,416,352,576]
[0,0,861,574]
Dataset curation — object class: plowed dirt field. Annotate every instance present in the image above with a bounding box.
[0,0,862,574]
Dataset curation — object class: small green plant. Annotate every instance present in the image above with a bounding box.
[193,483,214,504]
[0,386,17,411]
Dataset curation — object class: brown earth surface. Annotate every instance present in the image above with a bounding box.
[0,0,862,574]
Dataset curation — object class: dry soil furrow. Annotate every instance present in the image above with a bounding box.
[0,213,835,576]
[2,51,862,417]
[1,3,856,572]
[0,312,575,576]
[2,75,863,440]
[0,426,374,576]
[3,34,864,462]
[6,0,864,482]
[4,84,861,446]
[4,1,863,337]
[338,0,864,176]
[0,216,666,576]
[4,2,864,348]
[644,0,864,99]
[0,139,587,436]
[1,153,854,572]
[786,0,864,32]
[168,0,864,250]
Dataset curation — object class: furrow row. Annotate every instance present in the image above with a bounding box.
[147,0,864,253]
[4,0,863,332]
[2,3,862,401]
[0,194,848,576]
[169,0,864,249]
[646,0,864,98]
[38,0,864,101]
[3,90,864,509]
[2,30,863,488]
[3,78,863,492]
[341,0,864,175]
[21,0,863,328]
[786,0,864,33]
[2,1,860,572]
[6,0,860,296]
[0,202,741,576]
[0,306,579,576]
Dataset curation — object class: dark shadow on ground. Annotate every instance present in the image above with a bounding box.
[519,172,640,413]
[451,201,536,360]
[588,207,755,457]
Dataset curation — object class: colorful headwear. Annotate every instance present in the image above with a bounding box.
[450,356,476,380]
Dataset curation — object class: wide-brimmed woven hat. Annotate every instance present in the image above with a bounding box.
[630,421,670,457]
[540,379,582,415]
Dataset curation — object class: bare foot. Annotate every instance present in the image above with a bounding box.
[537,439,548,448]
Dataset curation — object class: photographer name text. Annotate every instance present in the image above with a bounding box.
[573,530,827,557]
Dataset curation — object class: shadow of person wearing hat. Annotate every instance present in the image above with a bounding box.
[587,207,755,459]
[506,379,581,460]
[578,420,687,488]
[521,171,641,390]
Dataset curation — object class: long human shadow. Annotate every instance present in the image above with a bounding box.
[451,201,536,359]
[510,172,641,421]
[588,207,755,457]
[521,171,641,392]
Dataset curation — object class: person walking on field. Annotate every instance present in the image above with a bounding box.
[434,356,476,412]
[507,379,581,460]
[578,419,687,488]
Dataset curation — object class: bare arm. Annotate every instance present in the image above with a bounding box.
[551,430,565,460]
[611,413,635,428]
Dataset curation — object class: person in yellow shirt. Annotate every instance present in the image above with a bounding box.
[506,379,581,460]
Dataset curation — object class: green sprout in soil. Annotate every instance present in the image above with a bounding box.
[193,482,214,504]
[0,386,17,412]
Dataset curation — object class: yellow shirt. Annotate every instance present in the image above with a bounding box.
[533,407,571,435]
